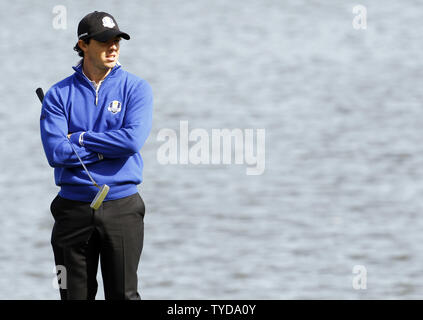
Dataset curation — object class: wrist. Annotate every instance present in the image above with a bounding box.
[69,131,84,146]
[79,132,86,146]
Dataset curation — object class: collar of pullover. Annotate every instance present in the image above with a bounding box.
[72,59,122,85]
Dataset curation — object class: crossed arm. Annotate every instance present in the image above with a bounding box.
[40,81,153,168]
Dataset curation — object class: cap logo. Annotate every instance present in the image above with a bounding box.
[102,16,116,28]
[108,100,122,114]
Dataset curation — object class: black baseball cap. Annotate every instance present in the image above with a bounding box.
[77,11,130,42]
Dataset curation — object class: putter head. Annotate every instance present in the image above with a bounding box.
[90,184,110,210]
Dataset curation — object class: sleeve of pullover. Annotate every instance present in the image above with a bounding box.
[40,88,103,168]
[81,80,153,158]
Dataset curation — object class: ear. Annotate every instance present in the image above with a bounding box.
[78,39,89,53]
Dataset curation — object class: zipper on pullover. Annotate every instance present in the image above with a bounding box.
[94,82,102,105]
[76,63,119,106]
[81,71,103,106]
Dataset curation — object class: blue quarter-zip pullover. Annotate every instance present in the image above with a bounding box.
[40,62,153,202]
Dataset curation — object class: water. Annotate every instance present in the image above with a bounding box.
[1,0,423,299]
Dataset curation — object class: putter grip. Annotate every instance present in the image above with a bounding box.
[36,88,44,103]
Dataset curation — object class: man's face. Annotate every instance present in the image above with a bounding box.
[79,37,121,70]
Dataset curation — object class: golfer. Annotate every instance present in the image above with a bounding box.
[39,11,153,300]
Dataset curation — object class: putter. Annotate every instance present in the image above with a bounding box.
[36,87,109,210]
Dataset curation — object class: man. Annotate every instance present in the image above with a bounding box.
[39,11,153,300]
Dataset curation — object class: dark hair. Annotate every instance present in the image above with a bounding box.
[73,38,91,57]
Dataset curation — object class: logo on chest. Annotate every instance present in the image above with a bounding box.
[107,100,122,114]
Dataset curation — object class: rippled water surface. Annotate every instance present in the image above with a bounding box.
[1,0,423,299]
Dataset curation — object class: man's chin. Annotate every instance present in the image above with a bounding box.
[104,61,117,69]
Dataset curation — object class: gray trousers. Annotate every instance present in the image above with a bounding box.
[50,192,145,300]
